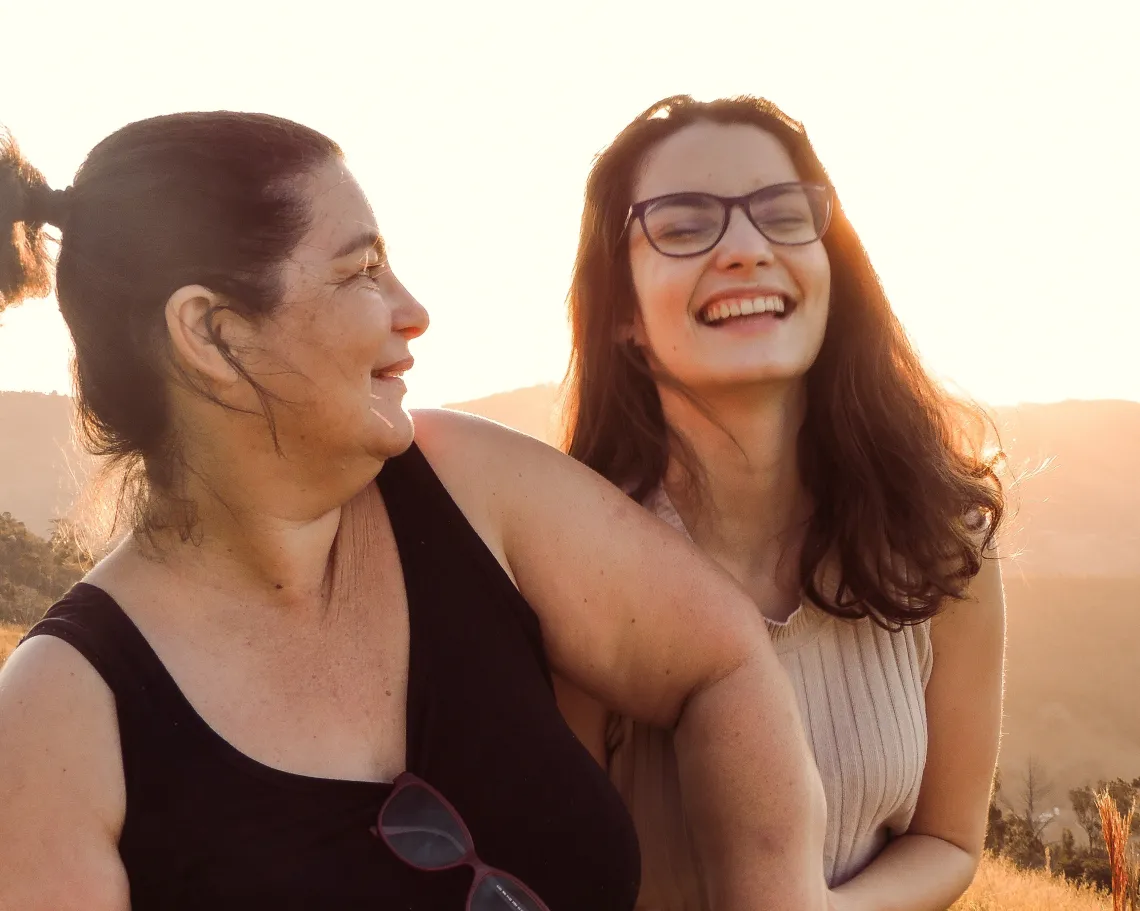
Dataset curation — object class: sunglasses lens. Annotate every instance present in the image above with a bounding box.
[471,873,549,911]
[379,782,471,869]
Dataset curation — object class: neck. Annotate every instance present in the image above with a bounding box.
[660,380,812,599]
[135,417,385,612]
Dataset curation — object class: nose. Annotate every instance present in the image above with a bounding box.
[713,204,776,271]
[390,283,430,341]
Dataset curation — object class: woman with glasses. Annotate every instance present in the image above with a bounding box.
[558,95,1007,911]
[0,114,827,911]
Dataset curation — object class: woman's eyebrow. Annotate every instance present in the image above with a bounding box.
[332,230,386,260]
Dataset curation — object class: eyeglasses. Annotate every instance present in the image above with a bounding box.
[373,772,552,911]
[626,181,834,258]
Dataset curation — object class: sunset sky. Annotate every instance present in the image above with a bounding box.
[1,0,1135,409]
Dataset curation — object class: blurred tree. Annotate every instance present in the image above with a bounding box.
[1071,779,1140,853]
[985,768,1009,854]
[0,512,89,626]
[1002,815,1046,869]
[1003,757,1060,841]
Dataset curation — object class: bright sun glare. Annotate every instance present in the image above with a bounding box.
[1,0,1136,408]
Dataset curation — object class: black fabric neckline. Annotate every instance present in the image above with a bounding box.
[66,580,398,795]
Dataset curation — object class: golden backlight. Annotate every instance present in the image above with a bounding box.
[0,0,1135,408]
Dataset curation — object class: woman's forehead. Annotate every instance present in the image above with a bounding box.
[298,159,378,259]
[634,122,799,200]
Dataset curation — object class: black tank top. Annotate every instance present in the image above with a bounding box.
[24,444,641,910]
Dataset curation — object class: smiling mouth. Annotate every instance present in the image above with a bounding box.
[698,294,795,326]
[371,357,413,380]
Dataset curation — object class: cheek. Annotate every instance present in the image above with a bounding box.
[315,289,392,368]
[796,245,831,304]
[252,304,371,397]
[630,251,702,340]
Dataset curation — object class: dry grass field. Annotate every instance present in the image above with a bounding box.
[0,622,24,666]
[950,854,1111,911]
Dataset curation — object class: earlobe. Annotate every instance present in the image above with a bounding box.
[619,313,649,349]
[164,285,243,386]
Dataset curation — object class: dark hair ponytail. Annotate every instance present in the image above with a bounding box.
[0,113,341,541]
[0,130,57,307]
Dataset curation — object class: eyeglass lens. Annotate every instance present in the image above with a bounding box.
[642,183,829,255]
[378,779,552,911]
[380,782,472,868]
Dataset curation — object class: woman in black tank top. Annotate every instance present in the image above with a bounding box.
[22,448,641,910]
[0,114,827,910]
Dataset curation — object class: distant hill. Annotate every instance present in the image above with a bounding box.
[0,392,89,537]
[448,386,1140,580]
[996,400,1140,578]
[5,386,1137,575]
[999,573,1139,841]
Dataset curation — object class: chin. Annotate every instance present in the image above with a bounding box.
[702,361,813,388]
[372,411,416,459]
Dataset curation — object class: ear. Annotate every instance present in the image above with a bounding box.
[163,285,248,386]
[617,308,649,348]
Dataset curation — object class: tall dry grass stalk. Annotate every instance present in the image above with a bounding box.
[1095,788,1138,911]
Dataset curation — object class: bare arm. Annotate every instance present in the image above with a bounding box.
[414,409,828,911]
[0,636,130,911]
[828,552,1006,911]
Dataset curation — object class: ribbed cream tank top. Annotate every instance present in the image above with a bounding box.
[608,488,934,909]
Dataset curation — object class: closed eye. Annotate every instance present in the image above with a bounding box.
[357,258,391,283]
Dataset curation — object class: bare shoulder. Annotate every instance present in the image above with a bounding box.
[0,636,128,909]
[0,632,120,742]
[0,634,125,817]
[410,407,563,478]
[411,406,627,495]
[409,406,595,534]
[930,551,1006,646]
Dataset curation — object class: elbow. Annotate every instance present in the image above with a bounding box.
[915,826,986,869]
[959,838,985,878]
[907,826,986,882]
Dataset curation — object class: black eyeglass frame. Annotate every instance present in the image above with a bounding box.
[624,181,835,258]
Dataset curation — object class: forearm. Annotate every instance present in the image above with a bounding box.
[674,649,828,911]
[829,833,978,911]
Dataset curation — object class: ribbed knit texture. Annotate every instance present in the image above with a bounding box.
[608,488,933,909]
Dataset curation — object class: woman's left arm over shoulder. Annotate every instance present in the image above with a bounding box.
[828,550,1007,911]
[412,409,828,911]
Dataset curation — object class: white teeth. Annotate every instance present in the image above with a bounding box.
[701,294,789,324]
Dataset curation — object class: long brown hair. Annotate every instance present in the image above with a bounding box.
[562,94,1003,629]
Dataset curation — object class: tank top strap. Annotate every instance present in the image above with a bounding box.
[23,583,185,710]
[22,583,205,789]
[376,442,547,668]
